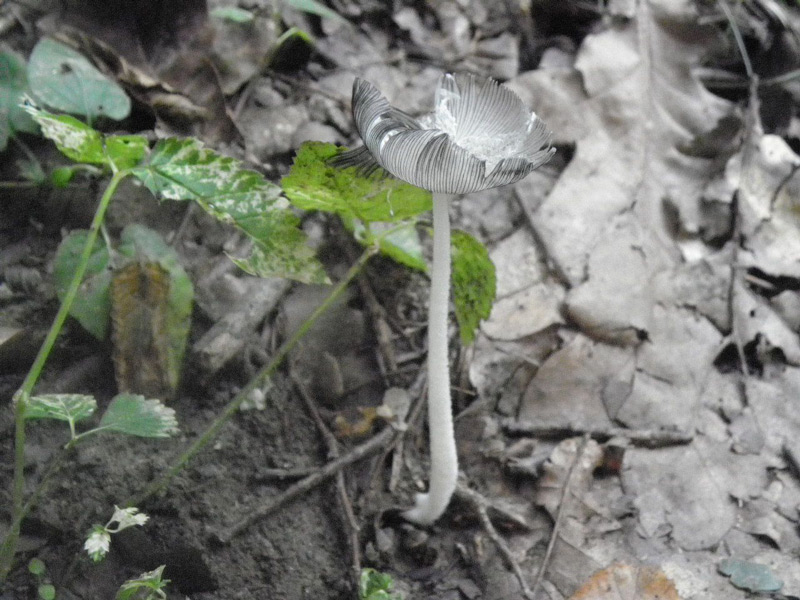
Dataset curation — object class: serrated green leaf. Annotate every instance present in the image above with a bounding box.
[0,49,38,150]
[116,565,169,600]
[26,107,106,164]
[26,394,97,423]
[104,134,148,170]
[116,225,194,394]
[283,142,432,224]
[99,394,178,438]
[28,38,130,121]
[53,230,113,339]
[451,230,495,346]
[131,138,327,284]
[210,6,254,22]
[283,0,348,24]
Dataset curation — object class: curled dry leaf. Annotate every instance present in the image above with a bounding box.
[569,563,682,600]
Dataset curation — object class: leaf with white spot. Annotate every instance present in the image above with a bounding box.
[26,394,97,424]
[26,106,106,164]
[131,138,327,284]
[98,394,178,438]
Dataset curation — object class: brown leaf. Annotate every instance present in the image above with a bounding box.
[535,436,603,521]
[569,563,682,600]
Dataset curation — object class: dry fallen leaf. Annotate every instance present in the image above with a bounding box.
[569,563,682,600]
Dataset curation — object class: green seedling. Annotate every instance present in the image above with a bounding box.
[359,568,402,600]
[116,565,169,600]
[28,558,56,600]
[84,506,149,563]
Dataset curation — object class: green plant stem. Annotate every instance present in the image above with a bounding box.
[0,169,128,581]
[127,245,377,507]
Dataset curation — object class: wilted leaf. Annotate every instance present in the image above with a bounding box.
[27,107,106,165]
[99,394,178,438]
[131,138,327,284]
[718,558,783,593]
[28,38,131,121]
[283,142,432,224]
[52,230,113,339]
[569,563,682,600]
[0,49,38,150]
[451,230,495,346]
[25,394,97,424]
[111,225,194,399]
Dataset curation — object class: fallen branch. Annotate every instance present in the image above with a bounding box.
[214,425,395,544]
[502,419,693,448]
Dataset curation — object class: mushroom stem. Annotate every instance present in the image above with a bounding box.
[403,192,458,525]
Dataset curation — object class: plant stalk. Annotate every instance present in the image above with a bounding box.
[0,169,128,581]
[127,245,377,507]
[403,192,457,525]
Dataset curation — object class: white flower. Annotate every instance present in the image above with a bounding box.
[334,73,554,194]
[109,505,149,531]
[84,526,111,562]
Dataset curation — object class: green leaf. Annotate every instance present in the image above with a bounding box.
[359,569,400,600]
[28,558,46,576]
[53,230,113,339]
[451,230,496,346]
[210,6,254,22]
[718,558,783,593]
[26,107,106,164]
[25,394,97,424]
[345,217,427,272]
[282,142,432,224]
[99,394,178,438]
[116,565,169,600]
[104,134,148,170]
[283,0,348,24]
[0,49,38,150]
[28,38,131,121]
[131,138,327,284]
[115,225,194,393]
[51,166,77,188]
[38,584,56,600]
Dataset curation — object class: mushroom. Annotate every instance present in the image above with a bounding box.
[335,73,554,525]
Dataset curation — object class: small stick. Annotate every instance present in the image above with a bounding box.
[502,420,693,448]
[292,375,361,581]
[215,426,394,544]
[530,434,590,599]
[456,485,534,599]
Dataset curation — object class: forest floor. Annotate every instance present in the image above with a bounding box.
[3,0,800,599]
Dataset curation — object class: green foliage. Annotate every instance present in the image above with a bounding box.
[284,142,429,271]
[130,138,327,283]
[54,224,194,376]
[52,230,113,339]
[28,38,131,122]
[28,110,107,164]
[451,230,496,345]
[115,565,169,600]
[27,558,46,576]
[27,558,55,599]
[116,225,194,392]
[210,6,254,22]
[98,394,179,438]
[0,49,38,150]
[283,0,348,24]
[38,584,56,600]
[284,142,431,223]
[25,394,97,428]
[359,569,402,600]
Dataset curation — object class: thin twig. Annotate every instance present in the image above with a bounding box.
[456,485,534,599]
[215,425,394,544]
[292,375,361,582]
[530,434,591,599]
[501,420,693,448]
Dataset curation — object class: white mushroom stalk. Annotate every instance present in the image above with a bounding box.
[335,73,554,525]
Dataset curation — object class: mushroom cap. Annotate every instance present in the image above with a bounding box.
[336,73,554,194]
